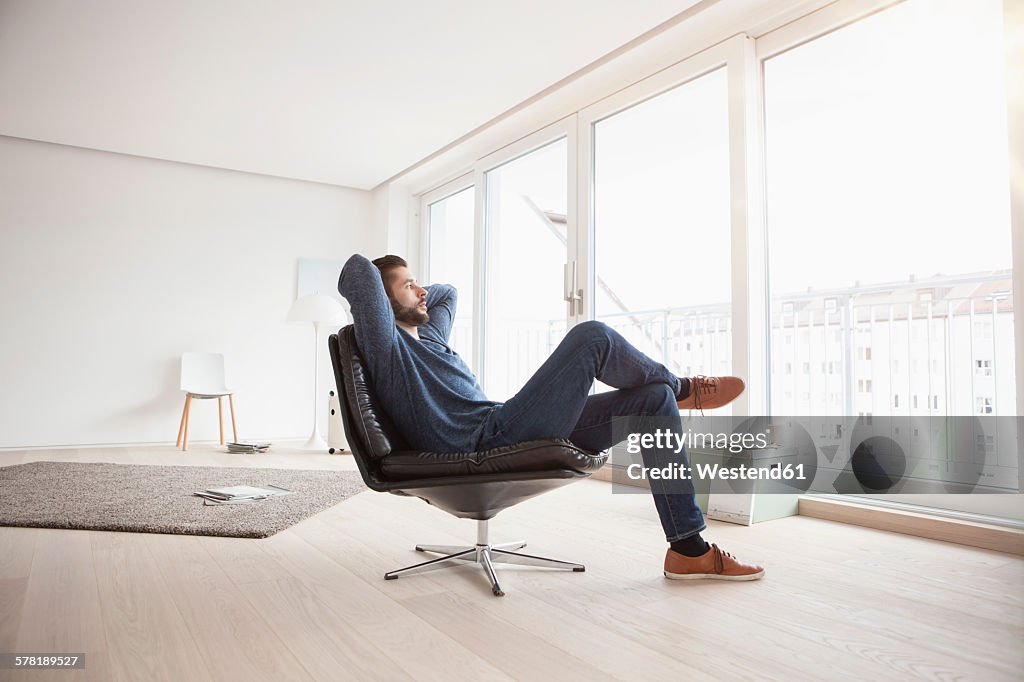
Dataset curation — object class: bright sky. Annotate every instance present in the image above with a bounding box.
[763,0,1011,295]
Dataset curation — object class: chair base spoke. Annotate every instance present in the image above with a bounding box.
[384,548,476,579]
[415,544,473,555]
[491,548,585,571]
[388,533,584,595]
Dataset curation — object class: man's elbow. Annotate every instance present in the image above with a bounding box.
[338,253,371,294]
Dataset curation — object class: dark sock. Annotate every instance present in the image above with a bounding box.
[670,534,709,557]
[676,377,691,401]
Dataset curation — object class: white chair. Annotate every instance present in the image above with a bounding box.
[176,352,238,451]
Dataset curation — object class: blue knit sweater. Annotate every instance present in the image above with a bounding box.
[337,254,497,452]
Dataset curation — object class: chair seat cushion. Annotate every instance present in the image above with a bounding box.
[378,439,607,481]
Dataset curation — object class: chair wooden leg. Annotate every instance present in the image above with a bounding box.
[182,394,193,451]
[218,397,225,445]
[176,395,189,448]
[228,394,238,442]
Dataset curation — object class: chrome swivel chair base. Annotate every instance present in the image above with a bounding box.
[383,519,585,596]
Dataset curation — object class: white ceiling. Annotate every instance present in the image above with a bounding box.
[0,0,703,190]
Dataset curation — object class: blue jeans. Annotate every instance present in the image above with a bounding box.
[477,320,706,542]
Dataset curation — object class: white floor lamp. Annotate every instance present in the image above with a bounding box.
[288,293,348,451]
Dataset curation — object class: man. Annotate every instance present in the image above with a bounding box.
[339,253,764,580]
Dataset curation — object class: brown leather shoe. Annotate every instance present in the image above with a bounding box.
[663,544,765,581]
[677,375,745,411]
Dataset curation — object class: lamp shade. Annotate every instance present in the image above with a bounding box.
[287,293,348,324]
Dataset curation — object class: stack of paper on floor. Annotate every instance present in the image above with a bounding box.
[193,484,293,505]
[226,441,271,454]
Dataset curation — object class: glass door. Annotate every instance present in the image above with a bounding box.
[481,131,572,401]
[590,67,732,390]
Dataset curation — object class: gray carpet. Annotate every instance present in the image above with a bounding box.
[0,461,366,538]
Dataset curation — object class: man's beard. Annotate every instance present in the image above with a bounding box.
[392,300,429,327]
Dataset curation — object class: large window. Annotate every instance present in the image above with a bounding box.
[592,68,732,394]
[426,185,476,368]
[764,0,1014,418]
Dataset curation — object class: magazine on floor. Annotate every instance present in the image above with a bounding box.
[193,484,293,505]
[226,441,272,453]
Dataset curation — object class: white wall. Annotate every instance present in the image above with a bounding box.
[370,182,416,261]
[0,136,374,448]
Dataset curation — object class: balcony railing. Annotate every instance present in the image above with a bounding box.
[447,273,1015,416]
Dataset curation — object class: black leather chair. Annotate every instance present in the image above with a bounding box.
[329,326,608,596]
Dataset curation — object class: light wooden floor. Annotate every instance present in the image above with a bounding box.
[1,444,1022,681]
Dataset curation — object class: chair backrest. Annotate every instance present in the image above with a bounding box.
[329,327,410,489]
[180,352,227,394]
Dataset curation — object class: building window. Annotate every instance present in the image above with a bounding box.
[976,359,992,377]
[975,434,995,455]
[976,397,993,414]
[894,394,900,408]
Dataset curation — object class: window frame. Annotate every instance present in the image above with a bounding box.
[577,34,767,415]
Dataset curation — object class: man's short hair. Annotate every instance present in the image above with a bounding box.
[371,255,407,294]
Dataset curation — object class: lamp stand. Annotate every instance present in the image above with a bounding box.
[302,321,329,452]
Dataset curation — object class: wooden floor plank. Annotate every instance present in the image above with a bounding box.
[89,531,213,682]
[397,589,619,681]
[0,528,37,651]
[12,530,113,682]
[143,533,315,682]
[233,576,410,682]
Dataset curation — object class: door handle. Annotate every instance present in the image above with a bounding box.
[564,261,582,315]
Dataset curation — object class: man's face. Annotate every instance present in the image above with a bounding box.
[386,266,429,326]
